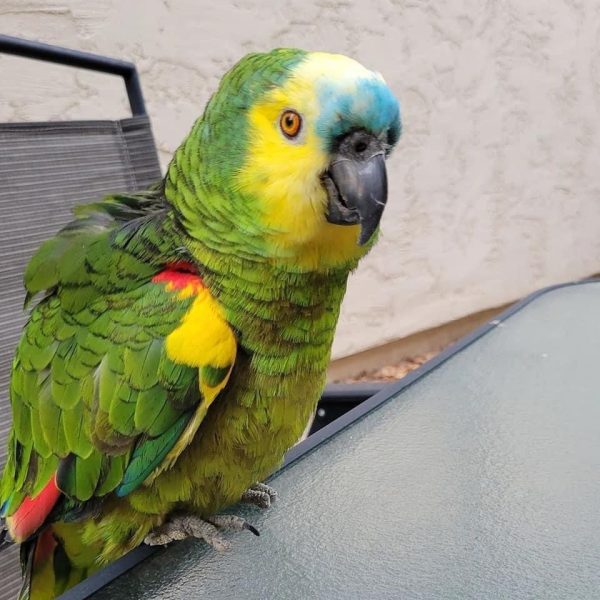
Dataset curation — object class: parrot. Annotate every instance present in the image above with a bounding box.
[0,48,401,599]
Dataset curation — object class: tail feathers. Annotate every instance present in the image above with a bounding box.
[18,540,34,600]
[17,528,86,600]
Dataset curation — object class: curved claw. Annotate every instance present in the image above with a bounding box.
[243,522,260,537]
[207,514,260,537]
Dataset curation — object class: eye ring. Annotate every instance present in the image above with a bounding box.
[280,110,302,139]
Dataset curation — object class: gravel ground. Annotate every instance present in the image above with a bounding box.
[338,349,443,383]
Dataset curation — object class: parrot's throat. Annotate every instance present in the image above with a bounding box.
[191,239,350,375]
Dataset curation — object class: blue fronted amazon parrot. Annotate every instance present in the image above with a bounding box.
[0,48,401,599]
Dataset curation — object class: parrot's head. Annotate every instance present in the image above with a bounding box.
[168,48,401,271]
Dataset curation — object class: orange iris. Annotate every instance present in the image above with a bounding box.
[280,110,302,138]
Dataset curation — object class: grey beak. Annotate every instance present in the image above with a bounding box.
[327,153,387,245]
[323,130,388,246]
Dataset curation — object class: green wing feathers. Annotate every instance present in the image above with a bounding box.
[1,191,236,536]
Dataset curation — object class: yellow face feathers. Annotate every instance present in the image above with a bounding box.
[235,52,388,269]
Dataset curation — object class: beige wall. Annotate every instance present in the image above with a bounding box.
[2,1,600,359]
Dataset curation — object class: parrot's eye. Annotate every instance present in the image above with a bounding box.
[280,110,302,139]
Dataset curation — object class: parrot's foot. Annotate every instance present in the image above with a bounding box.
[241,482,278,509]
[144,514,259,551]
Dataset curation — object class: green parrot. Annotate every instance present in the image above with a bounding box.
[0,48,401,599]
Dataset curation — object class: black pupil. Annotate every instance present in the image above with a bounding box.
[286,115,295,128]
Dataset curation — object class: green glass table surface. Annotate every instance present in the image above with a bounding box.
[87,282,600,600]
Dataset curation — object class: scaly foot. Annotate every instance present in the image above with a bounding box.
[241,482,278,509]
[144,513,259,551]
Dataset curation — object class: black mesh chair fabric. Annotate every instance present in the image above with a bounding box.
[0,116,162,600]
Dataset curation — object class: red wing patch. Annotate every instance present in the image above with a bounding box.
[152,261,204,292]
[6,476,61,543]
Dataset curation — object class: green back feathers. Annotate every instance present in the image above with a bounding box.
[24,188,172,306]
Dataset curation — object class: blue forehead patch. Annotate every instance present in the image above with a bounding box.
[315,76,401,150]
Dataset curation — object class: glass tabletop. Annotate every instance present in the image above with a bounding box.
[88,282,600,600]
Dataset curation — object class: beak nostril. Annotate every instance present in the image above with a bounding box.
[354,141,368,154]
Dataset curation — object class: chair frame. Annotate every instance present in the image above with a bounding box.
[0,34,147,116]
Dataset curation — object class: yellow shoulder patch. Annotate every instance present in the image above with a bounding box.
[147,272,237,479]
[165,286,236,374]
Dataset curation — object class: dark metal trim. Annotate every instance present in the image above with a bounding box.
[0,34,146,116]
[58,546,156,600]
[57,278,599,599]
[321,382,388,399]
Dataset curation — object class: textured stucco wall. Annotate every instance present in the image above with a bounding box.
[2,1,600,359]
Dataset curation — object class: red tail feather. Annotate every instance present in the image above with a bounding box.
[6,476,61,543]
[33,527,58,567]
